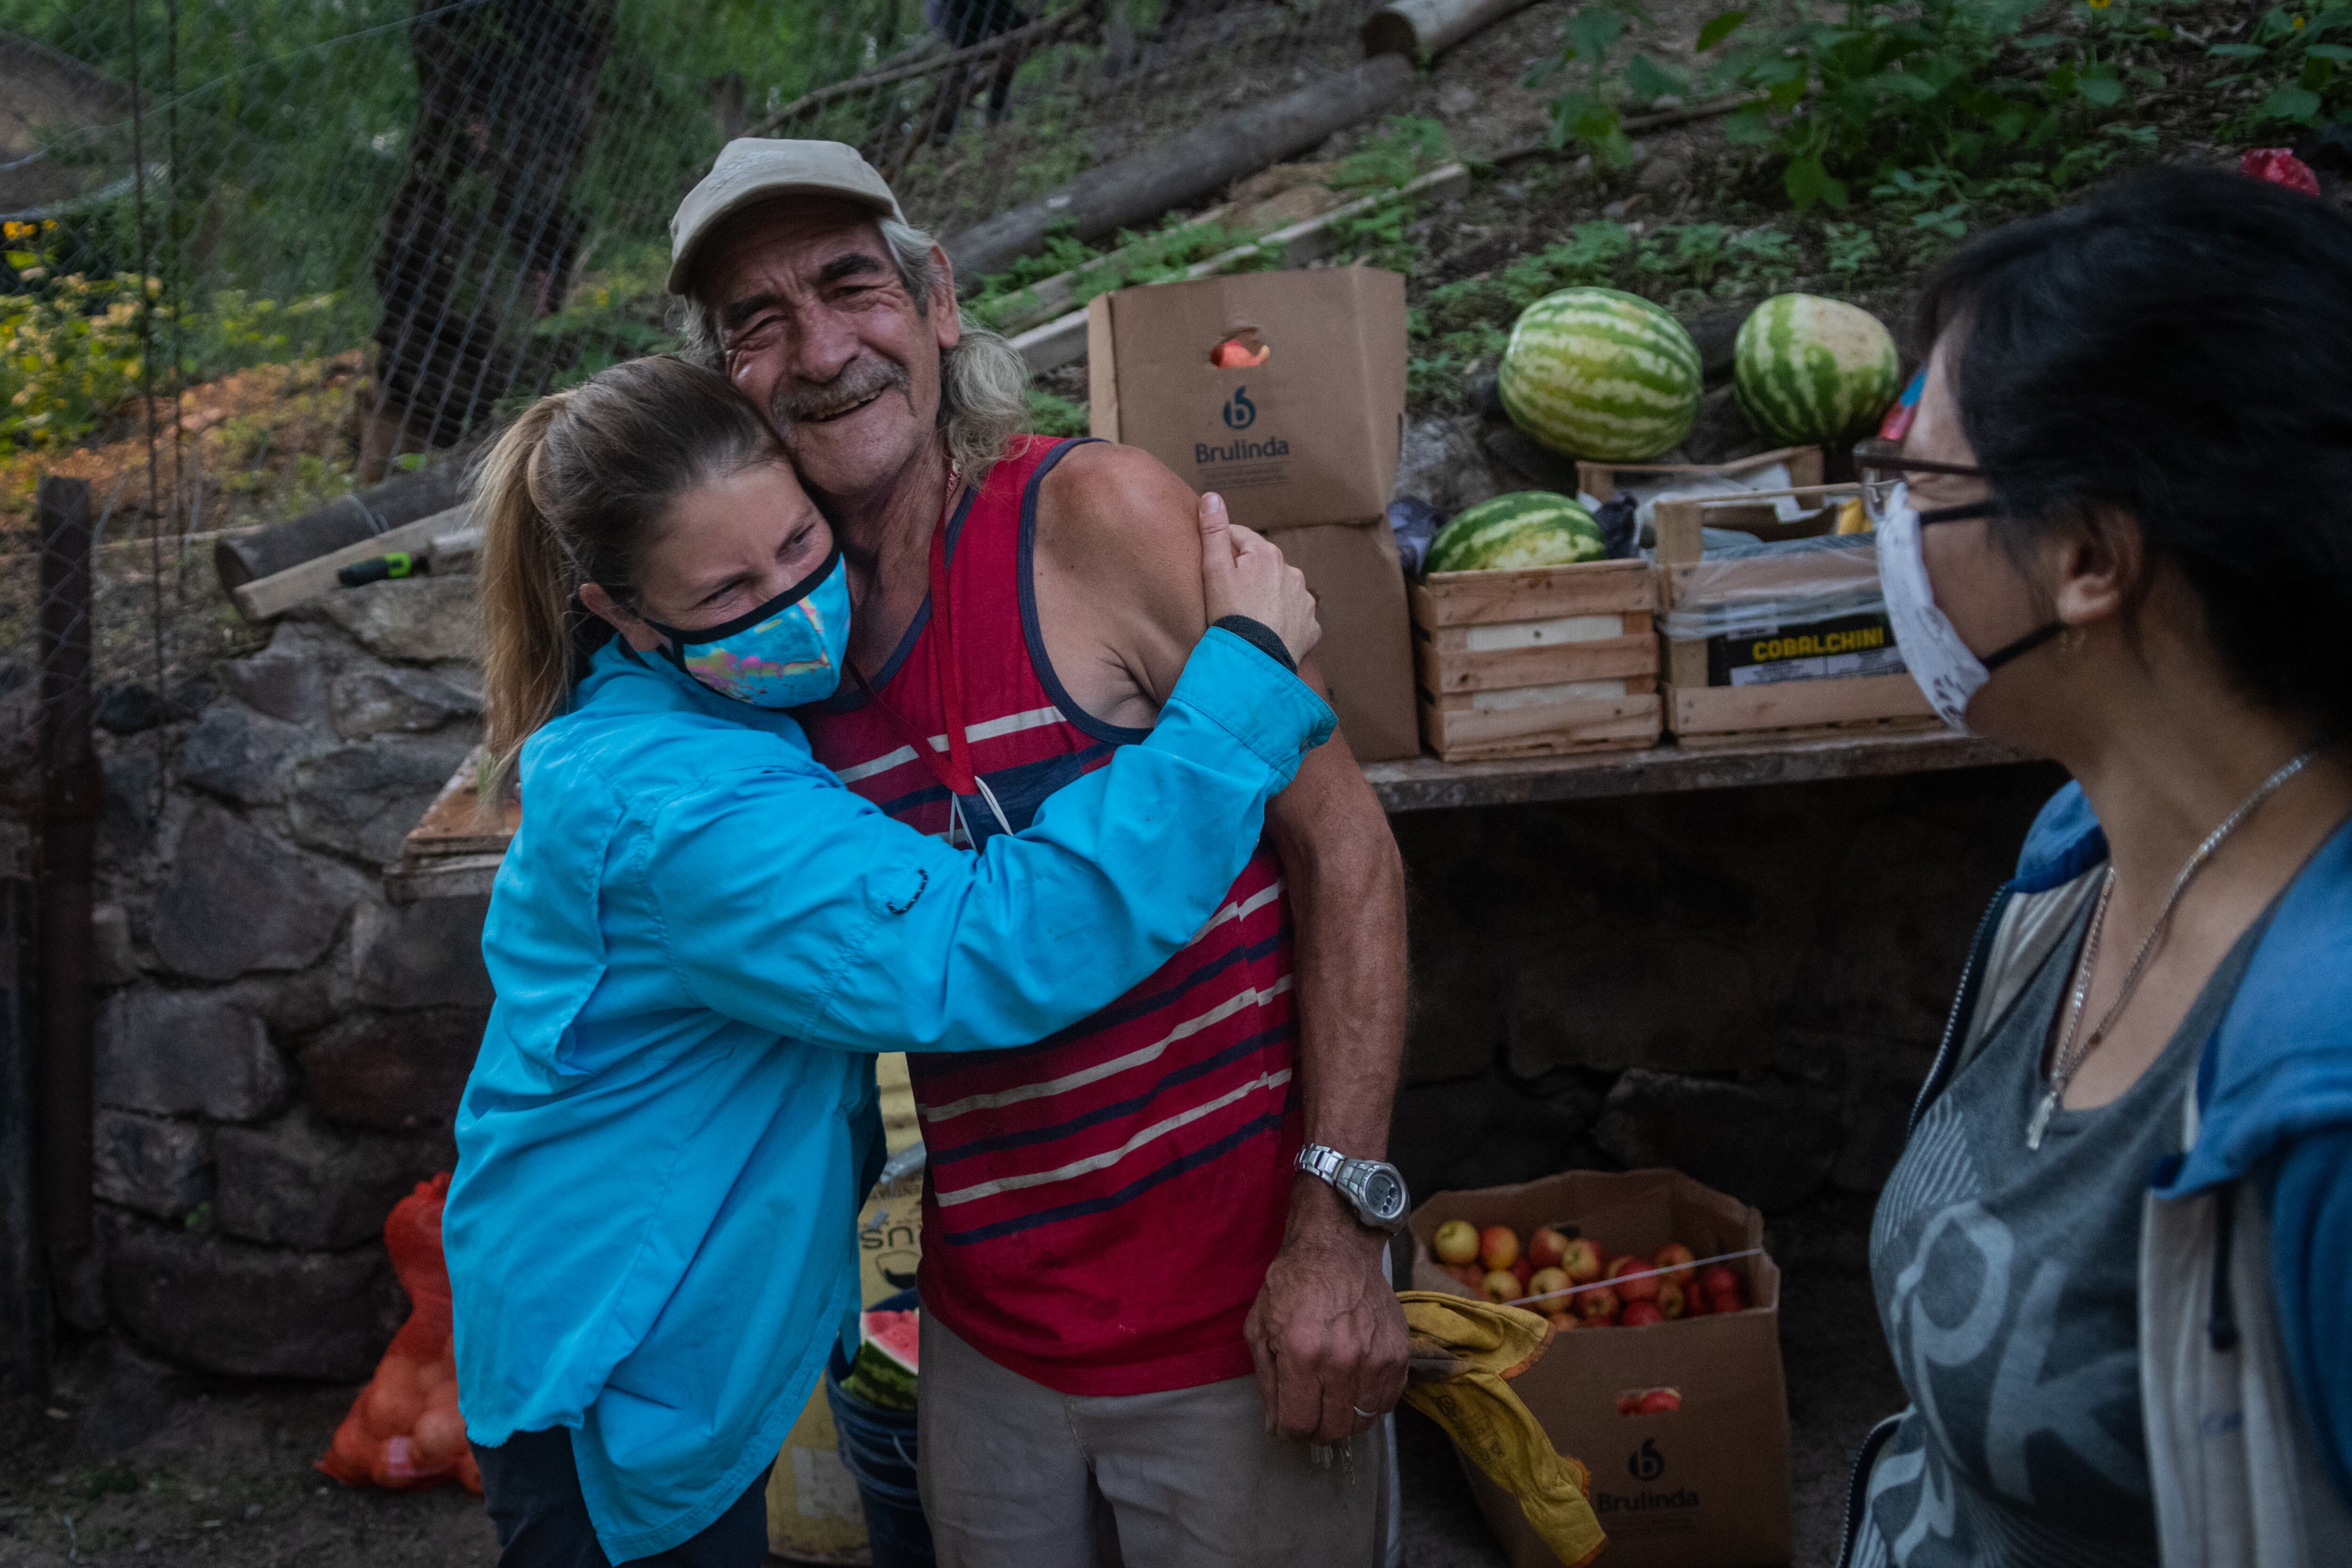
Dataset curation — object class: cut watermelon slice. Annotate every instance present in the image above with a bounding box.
[862,1308,919,1376]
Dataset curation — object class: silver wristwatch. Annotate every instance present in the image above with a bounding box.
[1295,1144,1410,1233]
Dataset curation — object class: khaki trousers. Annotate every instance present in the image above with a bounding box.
[916,1312,1389,1568]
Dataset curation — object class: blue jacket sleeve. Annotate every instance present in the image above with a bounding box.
[646,628,1335,1051]
[2263,1127,2352,1510]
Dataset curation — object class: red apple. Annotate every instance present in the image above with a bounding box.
[1605,1255,1660,1302]
[1696,1264,1740,1298]
[1449,1262,1486,1291]
[1527,1266,1571,1307]
[1636,1388,1682,1415]
[1527,1226,1571,1269]
[1480,1226,1521,1271]
[1432,1219,1480,1266]
[1653,1242,1697,1287]
[1511,1257,1534,1288]
[1481,1269,1521,1303]
[1547,1310,1577,1333]
[1707,1286,1747,1315]
[1575,1285,1619,1324]
[1655,1281,1685,1320]
[1621,1300,1666,1328]
[1559,1236,1603,1283]
[1614,1391,1640,1416]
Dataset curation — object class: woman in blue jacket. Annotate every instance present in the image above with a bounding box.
[1840,168,2352,1567]
[441,356,1335,1566]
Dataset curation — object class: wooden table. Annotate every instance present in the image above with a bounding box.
[1365,730,2026,814]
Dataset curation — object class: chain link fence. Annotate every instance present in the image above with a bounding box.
[0,0,1380,795]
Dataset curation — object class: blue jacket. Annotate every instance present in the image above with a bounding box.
[2012,784,2352,1502]
[444,629,1333,1560]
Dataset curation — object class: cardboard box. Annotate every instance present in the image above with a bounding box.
[1088,268,1419,760]
[1409,1170,1791,1568]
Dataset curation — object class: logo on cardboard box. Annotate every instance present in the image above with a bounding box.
[1221,386,1256,430]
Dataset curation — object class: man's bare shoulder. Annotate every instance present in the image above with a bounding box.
[1028,440,1205,714]
[1033,440,1203,602]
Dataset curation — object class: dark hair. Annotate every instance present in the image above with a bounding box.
[475,355,780,797]
[1920,166,2352,727]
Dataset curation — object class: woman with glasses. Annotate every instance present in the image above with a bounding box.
[1838,168,2352,1568]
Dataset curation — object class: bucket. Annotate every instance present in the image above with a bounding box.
[824,1288,934,1568]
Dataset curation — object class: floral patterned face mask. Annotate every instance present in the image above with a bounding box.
[642,546,851,709]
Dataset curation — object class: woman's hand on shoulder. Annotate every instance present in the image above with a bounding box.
[1197,492,1320,667]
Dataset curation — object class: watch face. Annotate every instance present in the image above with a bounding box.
[1361,1168,1405,1219]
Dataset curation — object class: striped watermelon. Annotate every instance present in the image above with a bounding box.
[1427,492,1605,573]
[1498,287,1702,461]
[1734,294,1901,446]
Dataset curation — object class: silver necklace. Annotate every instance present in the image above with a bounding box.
[2027,742,2329,1149]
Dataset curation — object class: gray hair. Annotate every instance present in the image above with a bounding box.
[676,215,1028,480]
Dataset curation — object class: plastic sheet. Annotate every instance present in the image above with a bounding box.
[1659,533,1889,643]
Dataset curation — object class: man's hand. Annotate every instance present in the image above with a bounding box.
[1245,1177,1410,1445]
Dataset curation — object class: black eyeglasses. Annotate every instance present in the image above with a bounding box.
[1852,438,1995,527]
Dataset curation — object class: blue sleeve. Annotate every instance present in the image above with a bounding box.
[647,627,1335,1052]
[2263,1126,2352,1510]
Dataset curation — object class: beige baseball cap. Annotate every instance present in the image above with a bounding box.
[668,138,907,294]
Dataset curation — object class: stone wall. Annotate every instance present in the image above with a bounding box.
[9,573,492,1380]
[1386,761,2066,1214]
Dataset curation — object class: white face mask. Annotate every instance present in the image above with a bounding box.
[1878,483,2062,732]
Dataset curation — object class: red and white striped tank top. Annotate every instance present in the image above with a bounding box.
[800,436,1301,1397]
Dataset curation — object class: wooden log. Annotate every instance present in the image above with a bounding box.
[945,53,1414,280]
[230,502,472,622]
[212,461,469,593]
[1364,0,1541,59]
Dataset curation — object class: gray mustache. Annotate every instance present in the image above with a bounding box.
[772,358,910,425]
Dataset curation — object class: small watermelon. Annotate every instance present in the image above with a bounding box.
[1733,294,1901,446]
[843,1308,920,1410]
[1427,493,1606,574]
[1498,287,1702,461]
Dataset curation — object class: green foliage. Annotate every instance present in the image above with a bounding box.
[2,222,338,454]
[1333,116,1455,191]
[1542,0,2173,221]
[1024,386,1090,437]
[2208,6,2352,130]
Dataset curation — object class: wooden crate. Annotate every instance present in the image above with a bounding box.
[1410,558,1662,761]
[1654,489,1937,749]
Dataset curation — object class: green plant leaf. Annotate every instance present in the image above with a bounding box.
[1564,8,1626,64]
[2307,44,2352,60]
[2204,43,2268,59]
[1697,9,1750,50]
[1784,153,1849,210]
[2075,72,2125,108]
[1625,54,1690,99]
[2262,82,2326,121]
[1721,104,1778,144]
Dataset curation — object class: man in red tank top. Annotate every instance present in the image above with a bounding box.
[670,141,1408,1567]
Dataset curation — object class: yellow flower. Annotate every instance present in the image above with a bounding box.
[2085,0,2110,8]
[2294,13,2308,26]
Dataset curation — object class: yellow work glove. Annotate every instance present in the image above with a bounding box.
[1398,1291,1606,1568]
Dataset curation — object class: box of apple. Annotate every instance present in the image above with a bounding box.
[1429,1219,1751,1331]
[1407,1168,1790,1568]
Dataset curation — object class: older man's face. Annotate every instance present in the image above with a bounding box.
[698,199,959,502]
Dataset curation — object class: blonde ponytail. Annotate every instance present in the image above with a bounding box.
[476,395,578,805]
[469,356,782,808]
